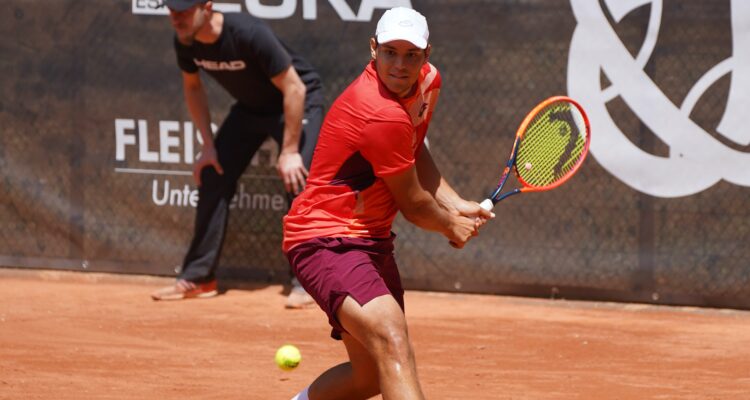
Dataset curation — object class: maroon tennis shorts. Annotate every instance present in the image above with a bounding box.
[285,234,404,340]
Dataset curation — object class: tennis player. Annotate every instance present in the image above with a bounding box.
[283,7,493,399]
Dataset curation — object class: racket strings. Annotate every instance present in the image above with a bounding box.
[516,102,587,188]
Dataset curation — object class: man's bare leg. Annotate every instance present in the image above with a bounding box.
[306,332,379,399]
[336,295,425,400]
[301,295,423,400]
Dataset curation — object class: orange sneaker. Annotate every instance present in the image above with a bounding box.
[150,279,218,301]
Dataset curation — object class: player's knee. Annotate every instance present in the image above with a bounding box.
[370,325,413,364]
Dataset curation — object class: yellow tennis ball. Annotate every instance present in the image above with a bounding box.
[275,344,301,371]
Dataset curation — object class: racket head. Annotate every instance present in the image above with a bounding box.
[513,96,590,192]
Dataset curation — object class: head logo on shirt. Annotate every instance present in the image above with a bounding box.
[418,102,428,118]
[193,58,246,71]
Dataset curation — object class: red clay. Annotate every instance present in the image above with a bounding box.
[1,269,749,399]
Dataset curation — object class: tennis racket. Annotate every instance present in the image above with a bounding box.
[479,96,590,211]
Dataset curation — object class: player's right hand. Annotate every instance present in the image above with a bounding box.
[193,146,224,187]
[447,215,480,249]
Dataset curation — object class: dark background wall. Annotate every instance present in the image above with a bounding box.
[1,0,748,309]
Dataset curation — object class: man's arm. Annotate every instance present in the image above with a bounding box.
[415,143,494,221]
[270,65,307,195]
[383,165,478,248]
[182,71,223,186]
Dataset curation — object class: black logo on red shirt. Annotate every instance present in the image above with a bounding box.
[418,102,429,118]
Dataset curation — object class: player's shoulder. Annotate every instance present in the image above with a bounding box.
[367,97,412,129]
[421,62,442,90]
[354,87,409,124]
[330,89,409,129]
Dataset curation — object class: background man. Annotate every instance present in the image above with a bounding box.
[151,0,324,309]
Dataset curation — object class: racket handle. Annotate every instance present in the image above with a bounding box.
[479,198,494,211]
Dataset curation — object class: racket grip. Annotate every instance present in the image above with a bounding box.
[479,198,494,211]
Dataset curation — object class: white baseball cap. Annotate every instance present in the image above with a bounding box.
[375,7,429,49]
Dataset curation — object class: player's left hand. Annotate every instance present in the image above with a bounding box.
[452,200,495,229]
[277,151,308,195]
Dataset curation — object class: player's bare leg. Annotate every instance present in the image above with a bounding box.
[326,295,424,400]
[306,332,379,399]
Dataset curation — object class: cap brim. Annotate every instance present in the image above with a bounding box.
[377,32,427,49]
[162,0,202,11]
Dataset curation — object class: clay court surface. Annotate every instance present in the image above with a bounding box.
[2,269,750,400]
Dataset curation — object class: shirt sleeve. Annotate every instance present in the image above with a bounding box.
[239,22,292,79]
[173,36,198,73]
[359,111,416,178]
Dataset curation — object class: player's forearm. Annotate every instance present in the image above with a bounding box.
[385,165,456,235]
[434,177,464,211]
[415,145,463,211]
[398,188,461,237]
[403,200,464,238]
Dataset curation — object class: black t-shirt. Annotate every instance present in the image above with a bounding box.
[174,13,323,113]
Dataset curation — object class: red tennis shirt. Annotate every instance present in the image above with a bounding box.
[282,60,441,251]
